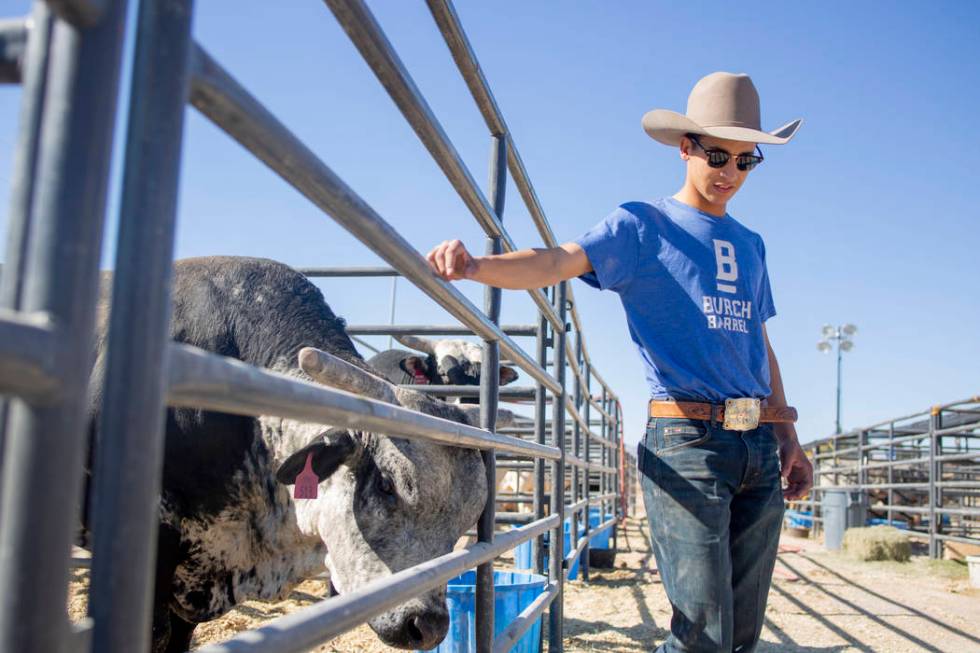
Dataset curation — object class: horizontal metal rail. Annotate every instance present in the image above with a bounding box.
[934,420,980,435]
[0,311,60,401]
[904,531,980,546]
[563,535,589,582]
[492,580,559,653]
[866,505,980,516]
[187,44,561,396]
[167,343,560,460]
[805,397,980,451]
[194,515,559,653]
[349,335,380,354]
[298,266,398,277]
[346,323,537,337]
[590,493,618,505]
[398,384,537,400]
[856,432,940,453]
[567,498,588,515]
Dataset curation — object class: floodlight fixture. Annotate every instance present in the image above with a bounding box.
[818,323,858,434]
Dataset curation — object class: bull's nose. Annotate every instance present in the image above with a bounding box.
[405,609,449,650]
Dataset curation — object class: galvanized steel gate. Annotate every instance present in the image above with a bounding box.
[788,397,980,558]
[0,1,628,652]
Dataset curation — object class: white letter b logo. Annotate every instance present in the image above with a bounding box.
[713,239,738,294]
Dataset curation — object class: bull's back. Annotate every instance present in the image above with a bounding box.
[88,255,362,517]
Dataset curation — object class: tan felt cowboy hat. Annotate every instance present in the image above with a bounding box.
[642,71,802,146]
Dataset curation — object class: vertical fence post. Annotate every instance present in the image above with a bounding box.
[532,289,550,653]
[476,133,506,653]
[600,393,608,541]
[887,422,894,527]
[599,386,607,524]
[582,355,591,581]
[857,430,865,488]
[548,280,568,653]
[0,1,54,489]
[0,2,129,651]
[928,408,939,558]
[533,294,549,576]
[932,407,945,558]
[571,332,581,580]
[87,1,195,651]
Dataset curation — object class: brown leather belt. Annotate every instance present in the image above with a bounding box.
[649,399,798,423]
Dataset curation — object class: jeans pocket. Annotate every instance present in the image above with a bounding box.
[655,417,711,453]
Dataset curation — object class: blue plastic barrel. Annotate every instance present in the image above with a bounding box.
[419,570,546,653]
[513,521,582,580]
[587,509,615,550]
[785,509,813,529]
[866,517,909,530]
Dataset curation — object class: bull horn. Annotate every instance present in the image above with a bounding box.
[392,334,436,355]
[456,405,516,429]
[298,347,399,405]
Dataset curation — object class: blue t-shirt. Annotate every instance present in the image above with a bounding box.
[574,197,776,402]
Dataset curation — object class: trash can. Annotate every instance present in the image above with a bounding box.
[822,489,847,550]
[846,492,867,529]
[823,489,865,550]
[420,570,547,653]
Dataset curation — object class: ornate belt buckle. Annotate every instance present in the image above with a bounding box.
[723,398,761,431]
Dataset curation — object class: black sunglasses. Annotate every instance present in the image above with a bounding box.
[687,134,764,171]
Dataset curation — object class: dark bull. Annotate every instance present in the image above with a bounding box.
[83,257,487,651]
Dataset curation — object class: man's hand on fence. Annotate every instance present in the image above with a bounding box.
[779,437,814,501]
[427,239,478,281]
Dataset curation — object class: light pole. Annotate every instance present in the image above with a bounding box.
[817,324,857,434]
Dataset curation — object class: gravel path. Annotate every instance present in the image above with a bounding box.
[69,511,980,652]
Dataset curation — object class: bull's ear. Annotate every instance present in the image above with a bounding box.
[499,366,519,386]
[399,356,427,377]
[275,432,357,485]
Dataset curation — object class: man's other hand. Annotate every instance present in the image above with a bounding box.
[779,437,814,501]
[427,239,477,281]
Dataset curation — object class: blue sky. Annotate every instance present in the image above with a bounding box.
[1,1,978,447]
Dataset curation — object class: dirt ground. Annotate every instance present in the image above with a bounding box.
[69,512,979,652]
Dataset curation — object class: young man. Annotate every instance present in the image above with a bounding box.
[425,71,813,652]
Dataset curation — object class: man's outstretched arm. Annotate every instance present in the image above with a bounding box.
[425,239,592,290]
[763,323,814,501]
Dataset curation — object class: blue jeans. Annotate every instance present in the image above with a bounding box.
[638,416,785,652]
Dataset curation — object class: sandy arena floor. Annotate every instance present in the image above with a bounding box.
[69,511,979,652]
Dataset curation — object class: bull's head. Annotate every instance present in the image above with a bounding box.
[274,347,487,650]
[393,335,519,388]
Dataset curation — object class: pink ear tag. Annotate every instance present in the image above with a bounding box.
[294,452,319,500]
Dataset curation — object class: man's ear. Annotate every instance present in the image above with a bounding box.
[499,366,519,386]
[275,432,357,485]
[679,138,689,160]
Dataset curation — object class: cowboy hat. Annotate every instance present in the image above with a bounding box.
[642,72,802,146]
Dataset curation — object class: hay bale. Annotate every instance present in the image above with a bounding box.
[842,526,911,562]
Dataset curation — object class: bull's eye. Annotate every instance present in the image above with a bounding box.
[376,473,396,498]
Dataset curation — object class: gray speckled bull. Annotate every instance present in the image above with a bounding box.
[368,335,519,399]
[82,257,487,653]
